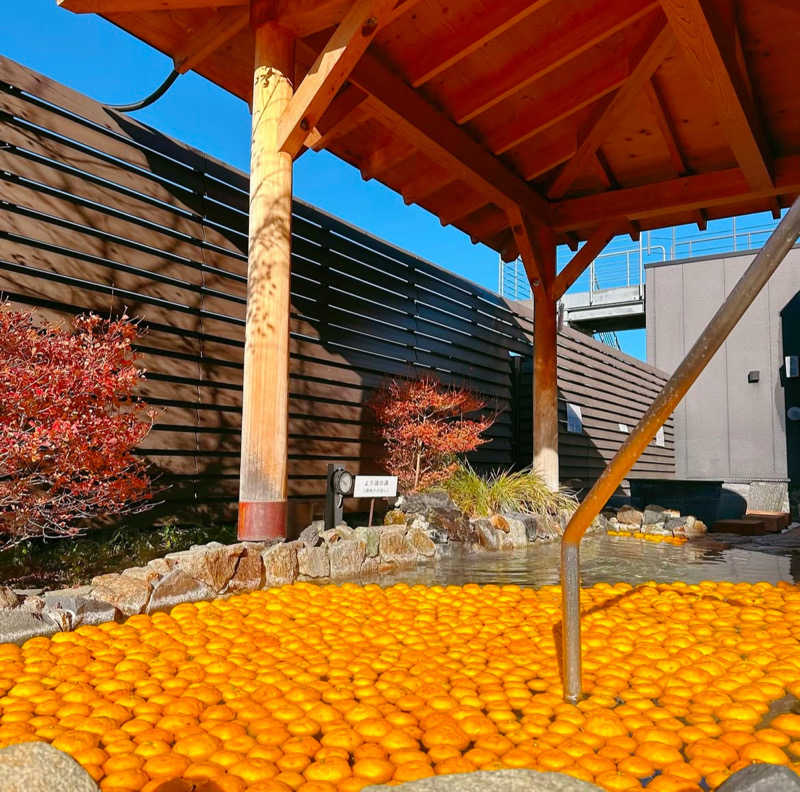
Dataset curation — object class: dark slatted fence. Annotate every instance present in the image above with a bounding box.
[0,56,673,524]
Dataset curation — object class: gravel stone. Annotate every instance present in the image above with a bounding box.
[0,742,99,792]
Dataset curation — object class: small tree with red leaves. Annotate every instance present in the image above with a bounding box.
[0,306,156,549]
[370,376,496,492]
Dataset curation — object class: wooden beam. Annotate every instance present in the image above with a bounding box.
[360,142,416,181]
[484,50,631,155]
[548,21,674,199]
[768,0,800,12]
[552,222,618,300]
[400,169,452,207]
[448,0,660,124]
[437,192,489,228]
[645,78,686,175]
[406,0,557,87]
[334,46,551,223]
[306,85,367,151]
[275,0,423,37]
[508,207,552,296]
[516,134,577,181]
[550,155,800,232]
[172,6,249,74]
[548,25,675,198]
[58,0,244,11]
[278,0,396,158]
[659,0,772,191]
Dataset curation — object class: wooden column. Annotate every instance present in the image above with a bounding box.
[532,230,559,491]
[238,6,295,540]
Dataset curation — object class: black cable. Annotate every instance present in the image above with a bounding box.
[105,68,180,113]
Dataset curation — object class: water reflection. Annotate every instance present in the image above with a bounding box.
[365,535,796,588]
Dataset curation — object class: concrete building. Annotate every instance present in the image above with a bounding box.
[646,247,800,520]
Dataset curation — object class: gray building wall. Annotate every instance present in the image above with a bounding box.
[646,247,799,510]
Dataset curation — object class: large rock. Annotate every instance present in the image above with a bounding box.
[121,566,162,586]
[360,556,380,577]
[43,591,118,627]
[407,526,436,557]
[0,742,99,792]
[616,506,644,527]
[394,490,471,542]
[501,516,528,548]
[717,763,800,792]
[472,518,499,551]
[298,521,323,548]
[225,545,265,592]
[642,505,670,525]
[354,525,381,557]
[642,522,672,536]
[363,769,601,791]
[262,542,300,586]
[0,587,21,609]
[169,544,243,592]
[147,569,214,613]
[90,573,150,616]
[320,525,355,544]
[298,545,330,578]
[379,527,417,566]
[329,538,367,578]
[147,557,175,576]
[0,611,58,644]
[665,515,688,535]
[394,490,455,513]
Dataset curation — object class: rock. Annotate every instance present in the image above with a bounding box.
[616,506,644,527]
[262,542,300,587]
[642,522,672,536]
[19,596,45,614]
[394,490,455,514]
[407,526,436,557]
[147,569,214,613]
[329,539,367,578]
[504,516,528,548]
[665,516,688,534]
[490,514,510,533]
[363,768,601,791]
[147,557,175,576]
[225,545,264,592]
[360,556,380,577]
[591,512,609,533]
[472,518,499,551]
[354,526,380,557]
[0,611,58,644]
[90,573,150,616]
[298,545,330,578]
[692,518,708,535]
[716,763,800,792]
[0,587,20,609]
[45,607,72,631]
[122,566,162,586]
[320,525,355,544]
[409,514,446,544]
[43,591,118,627]
[642,505,669,525]
[298,521,323,548]
[383,509,407,526]
[0,742,99,792]
[379,526,417,565]
[170,545,243,593]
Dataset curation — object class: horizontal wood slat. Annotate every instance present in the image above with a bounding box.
[0,57,674,523]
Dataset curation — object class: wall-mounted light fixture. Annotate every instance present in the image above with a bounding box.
[747,370,760,383]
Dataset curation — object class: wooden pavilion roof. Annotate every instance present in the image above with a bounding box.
[57,0,800,261]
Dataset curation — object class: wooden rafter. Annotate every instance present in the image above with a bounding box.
[316,44,551,224]
[515,135,577,181]
[57,0,244,11]
[360,142,416,181]
[552,222,618,300]
[438,192,490,228]
[548,21,674,199]
[278,0,396,158]
[768,0,800,12]
[485,50,631,155]
[406,0,557,87]
[172,6,248,74]
[304,85,367,151]
[509,207,553,295]
[550,155,800,233]
[449,0,660,124]
[400,169,452,207]
[659,0,772,191]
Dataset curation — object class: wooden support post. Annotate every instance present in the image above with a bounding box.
[238,7,295,540]
[532,227,559,491]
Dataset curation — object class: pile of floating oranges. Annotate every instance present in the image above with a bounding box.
[1,580,800,791]
[606,530,687,546]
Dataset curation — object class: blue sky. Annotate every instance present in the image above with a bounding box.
[2,2,781,361]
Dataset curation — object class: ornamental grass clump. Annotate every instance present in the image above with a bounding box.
[0,305,156,549]
[441,462,577,518]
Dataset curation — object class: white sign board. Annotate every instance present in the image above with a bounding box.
[655,427,665,447]
[353,476,398,499]
[618,423,629,433]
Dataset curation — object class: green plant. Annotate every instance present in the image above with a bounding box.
[440,462,577,518]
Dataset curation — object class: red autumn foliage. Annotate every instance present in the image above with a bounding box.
[369,376,496,492]
[0,306,156,549]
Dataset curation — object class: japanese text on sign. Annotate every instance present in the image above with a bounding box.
[353,476,398,498]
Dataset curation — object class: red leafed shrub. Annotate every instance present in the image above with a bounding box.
[0,306,155,549]
[369,376,496,492]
